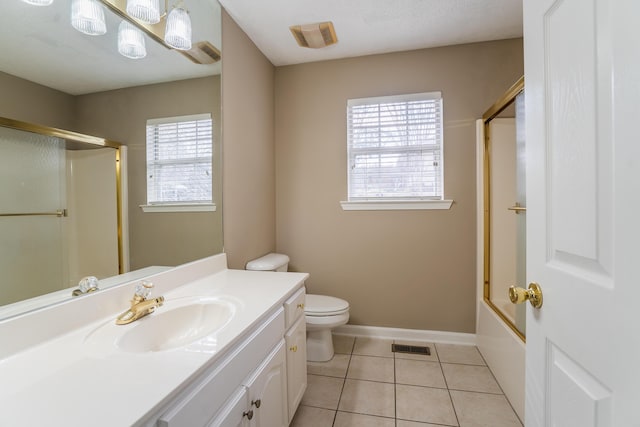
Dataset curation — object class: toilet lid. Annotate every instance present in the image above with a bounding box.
[305,294,349,316]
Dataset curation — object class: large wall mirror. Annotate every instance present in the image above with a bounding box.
[0,0,223,319]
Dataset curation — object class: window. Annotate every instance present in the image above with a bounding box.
[341,92,452,210]
[142,113,214,212]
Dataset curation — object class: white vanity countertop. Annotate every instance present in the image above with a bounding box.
[0,254,308,426]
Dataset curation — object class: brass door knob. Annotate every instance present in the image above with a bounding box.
[509,282,543,309]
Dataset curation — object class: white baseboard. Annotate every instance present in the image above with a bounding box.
[334,324,476,346]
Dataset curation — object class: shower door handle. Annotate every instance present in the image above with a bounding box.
[509,283,543,309]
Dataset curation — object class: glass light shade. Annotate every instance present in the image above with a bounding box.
[21,0,54,5]
[164,7,192,51]
[71,0,106,36]
[118,21,147,59]
[126,0,160,25]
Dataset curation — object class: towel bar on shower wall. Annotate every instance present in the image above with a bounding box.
[507,203,526,214]
[0,209,67,217]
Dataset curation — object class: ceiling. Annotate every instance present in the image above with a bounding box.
[219,0,523,66]
[0,0,221,95]
[0,1,522,95]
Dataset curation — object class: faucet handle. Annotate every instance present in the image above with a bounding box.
[134,281,154,299]
[72,276,99,296]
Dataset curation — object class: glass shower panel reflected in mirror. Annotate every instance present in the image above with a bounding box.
[0,128,66,305]
[483,77,525,339]
[0,126,120,307]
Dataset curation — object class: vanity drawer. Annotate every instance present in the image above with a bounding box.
[283,287,306,329]
[157,308,285,427]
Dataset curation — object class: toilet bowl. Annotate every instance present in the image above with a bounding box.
[305,294,349,362]
[246,253,350,362]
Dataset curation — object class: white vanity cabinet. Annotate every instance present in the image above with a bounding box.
[154,308,286,427]
[0,254,312,427]
[212,287,307,427]
[283,288,307,422]
[151,285,307,427]
[242,340,288,426]
[210,341,288,427]
[208,388,249,427]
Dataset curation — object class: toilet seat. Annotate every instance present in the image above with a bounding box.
[305,294,349,316]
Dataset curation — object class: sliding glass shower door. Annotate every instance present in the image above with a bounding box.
[0,127,67,306]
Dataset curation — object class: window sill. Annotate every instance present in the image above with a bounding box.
[340,200,453,211]
[140,203,217,213]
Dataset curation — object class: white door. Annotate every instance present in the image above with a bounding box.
[524,0,640,426]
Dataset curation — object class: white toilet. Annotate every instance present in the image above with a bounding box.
[246,253,350,362]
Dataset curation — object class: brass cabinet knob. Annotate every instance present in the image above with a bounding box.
[509,282,543,309]
[289,345,298,352]
[251,399,261,408]
[297,303,305,309]
[243,410,254,420]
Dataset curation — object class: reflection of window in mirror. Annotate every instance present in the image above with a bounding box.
[141,113,216,213]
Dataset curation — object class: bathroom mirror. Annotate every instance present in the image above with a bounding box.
[0,0,223,320]
[482,77,526,339]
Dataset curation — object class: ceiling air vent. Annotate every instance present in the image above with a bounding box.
[182,41,221,65]
[289,21,338,49]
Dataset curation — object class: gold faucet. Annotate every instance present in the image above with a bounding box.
[116,281,164,325]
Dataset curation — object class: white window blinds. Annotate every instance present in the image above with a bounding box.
[347,92,443,201]
[146,113,213,205]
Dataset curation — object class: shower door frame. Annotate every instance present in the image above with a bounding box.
[0,116,127,276]
[481,76,525,342]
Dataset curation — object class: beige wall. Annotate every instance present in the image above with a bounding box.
[275,39,523,333]
[0,71,75,129]
[74,77,223,269]
[221,10,277,269]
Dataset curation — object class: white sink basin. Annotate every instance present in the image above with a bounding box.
[84,297,236,355]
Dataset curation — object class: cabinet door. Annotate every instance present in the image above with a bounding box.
[208,387,250,427]
[245,340,288,427]
[285,316,307,422]
[283,287,306,329]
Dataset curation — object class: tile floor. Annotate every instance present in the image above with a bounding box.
[291,335,522,427]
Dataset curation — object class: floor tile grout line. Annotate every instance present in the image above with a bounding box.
[351,353,395,359]
[475,349,524,426]
[331,336,356,427]
[335,409,396,421]
[436,343,462,427]
[392,340,397,427]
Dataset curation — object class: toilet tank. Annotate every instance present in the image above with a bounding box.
[246,253,290,272]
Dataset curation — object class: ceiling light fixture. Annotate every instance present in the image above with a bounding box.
[290,21,338,49]
[71,0,107,36]
[126,0,161,25]
[24,0,196,60]
[20,0,54,5]
[118,20,147,59]
[164,6,192,50]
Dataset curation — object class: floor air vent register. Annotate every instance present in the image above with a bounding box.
[391,344,431,355]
